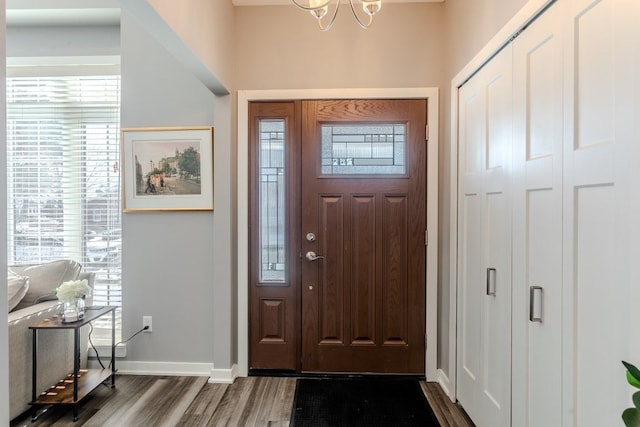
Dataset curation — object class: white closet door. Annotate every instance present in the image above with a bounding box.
[457,44,512,427]
[563,0,639,425]
[511,3,564,426]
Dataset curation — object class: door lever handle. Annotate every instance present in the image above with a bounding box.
[305,251,325,261]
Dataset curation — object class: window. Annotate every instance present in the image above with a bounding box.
[6,75,121,340]
[320,124,406,175]
[259,119,286,283]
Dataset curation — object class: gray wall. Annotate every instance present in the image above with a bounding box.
[6,25,119,58]
[120,9,236,371]
[119,10,220,366]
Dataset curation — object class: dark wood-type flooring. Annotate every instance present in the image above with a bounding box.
[11,375,474,427]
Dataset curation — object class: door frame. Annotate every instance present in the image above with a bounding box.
[448,0,556,402]
[238,88,439,380]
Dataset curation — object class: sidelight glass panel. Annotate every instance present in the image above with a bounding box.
[259,119,286,282]
[320,124,406,175]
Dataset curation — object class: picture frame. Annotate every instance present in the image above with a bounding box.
[122,126,214,212]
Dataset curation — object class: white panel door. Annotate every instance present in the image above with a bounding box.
[511,3,564,426]
[563,0,640,425]
[457,44,512,427]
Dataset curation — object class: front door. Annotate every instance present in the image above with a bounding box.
[300,100,426,373]
[249,99,427,374]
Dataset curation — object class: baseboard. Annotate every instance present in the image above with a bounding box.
[208,363,239,384]
[437,369,455,402]
[89,343,127,359]
[93,360,214,377]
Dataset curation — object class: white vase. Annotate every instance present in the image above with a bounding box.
[62,297,85,323]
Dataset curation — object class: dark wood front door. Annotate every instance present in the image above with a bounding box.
[300,100,426,373]
[249,99,427,374]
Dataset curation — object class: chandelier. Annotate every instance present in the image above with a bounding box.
[292,0,382,31]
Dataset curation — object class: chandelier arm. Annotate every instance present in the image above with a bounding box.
[291,0,332,11]
[317,0,340,31]
[348,0,375,29]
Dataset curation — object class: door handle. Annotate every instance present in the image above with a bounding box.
[529,286,543,322]
[305,251,324,261]
[486,267,496,296]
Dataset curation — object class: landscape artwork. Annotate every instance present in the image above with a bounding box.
[134,139,202,196]
[122,127,214,212]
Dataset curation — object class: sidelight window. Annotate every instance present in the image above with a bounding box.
[259,119,286,282]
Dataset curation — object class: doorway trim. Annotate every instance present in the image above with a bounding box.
[238,88,439,380]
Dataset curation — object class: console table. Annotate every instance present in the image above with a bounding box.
[29,305,117,422]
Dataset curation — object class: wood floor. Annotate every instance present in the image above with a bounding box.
[11,375,474,427]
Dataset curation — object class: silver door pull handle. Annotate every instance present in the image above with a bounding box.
[486,267,496,296]
[530,286,543,322]
[305,251,324,261]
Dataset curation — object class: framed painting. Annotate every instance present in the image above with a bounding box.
[122,127,214,212]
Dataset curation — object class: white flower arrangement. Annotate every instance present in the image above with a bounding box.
[55,279,91,303]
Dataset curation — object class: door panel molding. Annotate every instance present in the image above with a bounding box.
[351,195,376,345]
[382,195,409,345]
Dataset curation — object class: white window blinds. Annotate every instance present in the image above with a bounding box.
[6,75,122,336]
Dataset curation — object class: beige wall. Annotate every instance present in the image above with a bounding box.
[235,3,445,90]
[443,0,528,76]
[138,0,528,114]
[147,0,236,90]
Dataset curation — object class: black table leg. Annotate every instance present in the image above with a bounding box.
[73,328,79,421]
[111,309,116,388]
[31,329,38,421]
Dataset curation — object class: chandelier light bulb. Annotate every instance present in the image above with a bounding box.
[361,0,381,16]
[310,5,328,19]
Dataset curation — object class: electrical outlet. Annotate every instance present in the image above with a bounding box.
[143,316,152,332]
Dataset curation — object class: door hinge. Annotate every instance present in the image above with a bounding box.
[425,124,430,142]
[425,333,428,349]
[425,229,428,246]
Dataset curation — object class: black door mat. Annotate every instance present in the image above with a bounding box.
[290,377,441,426]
